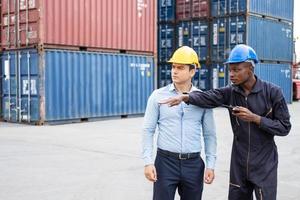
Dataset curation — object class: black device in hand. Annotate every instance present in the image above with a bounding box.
[221,104,240,114]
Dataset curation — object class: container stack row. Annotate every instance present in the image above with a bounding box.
[0,0,156,124]
[158,0,294,103]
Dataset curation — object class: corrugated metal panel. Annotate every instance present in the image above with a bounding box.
[247,15,293,62]
[194,64,210,90]
[176,0,209,20]
[192,0,209,18]
[211,63,229,88]
[176,0,191,21]
[1,49,154,123]
[158,0,175,22]
[211,15,293,62]
[1,50,40,122]
[255,63,292,103]
[1,0,156,53]
[211,0,293,21]
[211,0,229,17]
[158,64,172,88]
[177,20,209,61]
[211,17,228,61]
[249,0,294,21]
[158,23,175,63]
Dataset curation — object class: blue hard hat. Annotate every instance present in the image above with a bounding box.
[224,44,258,64]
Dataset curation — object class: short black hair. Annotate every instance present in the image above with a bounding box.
[189,64,196,70]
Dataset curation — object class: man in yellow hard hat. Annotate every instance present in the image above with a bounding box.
[142,46,217,200]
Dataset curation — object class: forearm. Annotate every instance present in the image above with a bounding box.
[188,89,229,108]
[259,117,291,136]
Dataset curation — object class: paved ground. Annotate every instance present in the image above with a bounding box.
[0,102,299,200]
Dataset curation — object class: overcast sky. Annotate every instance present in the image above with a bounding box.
[294,0,300,62]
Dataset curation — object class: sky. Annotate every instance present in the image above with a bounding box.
[294,0,300,62]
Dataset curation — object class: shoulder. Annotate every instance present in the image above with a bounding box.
[260,79,284,102]
[148,85,171,101]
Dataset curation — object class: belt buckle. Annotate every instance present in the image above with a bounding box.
[179,153,188,160]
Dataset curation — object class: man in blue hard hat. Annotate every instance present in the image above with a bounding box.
[160,44,291,200]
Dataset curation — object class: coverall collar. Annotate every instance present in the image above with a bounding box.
[232,75,263,96]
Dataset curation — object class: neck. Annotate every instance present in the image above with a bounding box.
[241,75,256,95]
[174,82,192,93]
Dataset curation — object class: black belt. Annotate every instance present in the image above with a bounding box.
[157,148,200,160]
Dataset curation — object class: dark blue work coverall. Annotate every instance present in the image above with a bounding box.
[188,77,291,200]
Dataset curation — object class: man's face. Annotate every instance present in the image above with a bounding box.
[229,62,253,85]
[171,63,195,84]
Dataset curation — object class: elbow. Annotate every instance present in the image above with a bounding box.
[279,124,292,137]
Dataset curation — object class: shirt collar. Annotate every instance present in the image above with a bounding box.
[168,83,198,93]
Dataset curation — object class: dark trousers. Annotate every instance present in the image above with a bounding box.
[153,150,205,200]
[228,143,278,200]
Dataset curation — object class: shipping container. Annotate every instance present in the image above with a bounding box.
[158,63,172,87]
[1,0,156,54]
[211,15,293,62]
[255,63,292,103]
[0,56,2,119]
[176,0,209,21]
[211,0,294,21]
[158,23,175,63]
[177,20,209,61]
[194,64,210,90]
[210,63,292,103]
[158,63,210,90]
[1,49,154,124]
[211,63,229,87]
[192,0,209,19]
[158,0,175,22]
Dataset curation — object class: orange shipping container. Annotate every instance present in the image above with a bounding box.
[1,0,156,54]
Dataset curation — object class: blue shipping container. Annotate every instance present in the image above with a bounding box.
[194,64,210,90]
[211,15,293,62]
[158,64,172,88]
[1,49,154,124]
[158,24,176,63]
[177,20,209,61]
[255,63,292,104]
[211,63,230,88]
[211,0,294,21]
[158,0,175,22]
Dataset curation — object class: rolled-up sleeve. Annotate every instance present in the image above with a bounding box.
[142,91,159,165]
[202,109,217,169]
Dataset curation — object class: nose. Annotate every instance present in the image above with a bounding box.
[229,70,234,79]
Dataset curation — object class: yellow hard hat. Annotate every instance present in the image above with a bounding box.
[168,46,200,68]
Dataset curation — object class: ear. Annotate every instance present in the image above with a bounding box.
[190,68,196,78]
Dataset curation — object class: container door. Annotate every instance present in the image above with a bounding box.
[19,50,40,122]
[2,0,18,48]
[2,52,19,122]
[2,50,39,122]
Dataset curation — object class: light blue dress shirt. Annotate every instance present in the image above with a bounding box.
[142,84,217,169]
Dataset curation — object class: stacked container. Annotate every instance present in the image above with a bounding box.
[158,0,211,90]
[158,0,294,103]
[1,0,156,124]
[211,0,294,103]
